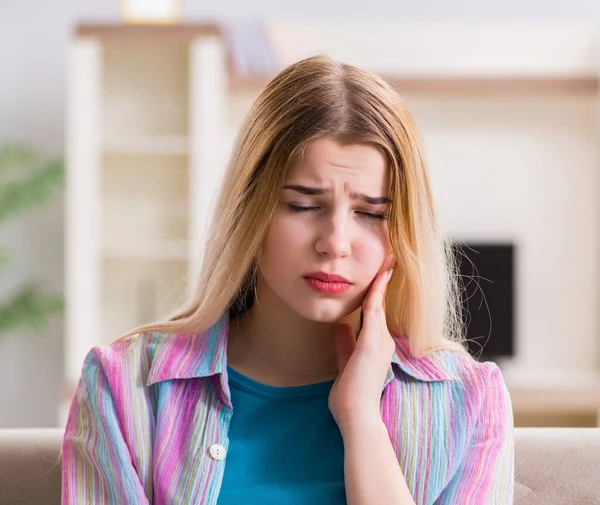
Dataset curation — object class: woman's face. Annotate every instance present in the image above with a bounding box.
[256,137,393,323]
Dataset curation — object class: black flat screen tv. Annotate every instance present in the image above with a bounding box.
[450,242,515,361]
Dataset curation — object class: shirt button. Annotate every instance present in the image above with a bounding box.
[209,444,226,460]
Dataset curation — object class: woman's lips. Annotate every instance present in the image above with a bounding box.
[303,273,353,294]
[304,271,351,283]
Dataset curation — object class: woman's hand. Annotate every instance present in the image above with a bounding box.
[328,263,395,434]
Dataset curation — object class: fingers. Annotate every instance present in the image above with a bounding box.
[383,254,395,272]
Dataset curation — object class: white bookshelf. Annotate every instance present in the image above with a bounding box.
[63,24,230,421]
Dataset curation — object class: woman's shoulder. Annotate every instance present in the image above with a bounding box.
[79,324,226,388]
[434,347,512,417]
[388,339,512,433]
[79,330,182,380]
[394,336,508,393]
[84,330,166,360]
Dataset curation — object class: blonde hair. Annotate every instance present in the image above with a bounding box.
[124,55,469,359]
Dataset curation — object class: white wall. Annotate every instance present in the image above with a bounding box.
[2,1,600,427]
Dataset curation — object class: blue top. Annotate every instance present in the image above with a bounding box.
[216,365,346,504]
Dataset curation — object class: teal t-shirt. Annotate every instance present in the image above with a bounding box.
[216,365,346,504]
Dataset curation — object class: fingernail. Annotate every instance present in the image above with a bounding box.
[386,270,393,282]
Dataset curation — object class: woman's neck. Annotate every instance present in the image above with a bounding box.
[226,287,361,387]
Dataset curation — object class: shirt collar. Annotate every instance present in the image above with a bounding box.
[388,336,458,384]
[147,312,457,403]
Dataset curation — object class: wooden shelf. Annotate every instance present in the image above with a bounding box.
[509,381,600,427]
[76,22,222,41]
[510,387,600,412]
[230,74,599,96]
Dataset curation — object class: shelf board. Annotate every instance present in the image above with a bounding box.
[77,22,222,42]
[103,135,189,155]
[229,74,599,96]
[103,241,188,260]
[509,387,600,413]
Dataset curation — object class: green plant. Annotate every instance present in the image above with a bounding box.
[0,143,65,336]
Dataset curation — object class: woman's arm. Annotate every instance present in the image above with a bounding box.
[62,349,151,505]
[340,415,416,505]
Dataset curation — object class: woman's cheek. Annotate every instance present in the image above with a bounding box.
[279,215,312,244]
[356,231,389,272]
[264,215,309,258]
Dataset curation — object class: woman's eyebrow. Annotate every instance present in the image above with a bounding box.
[282,184,391,205]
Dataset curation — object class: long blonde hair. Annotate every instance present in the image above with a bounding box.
[124,55,469,358]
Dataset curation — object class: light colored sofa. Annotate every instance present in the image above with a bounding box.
[0,428,598,504]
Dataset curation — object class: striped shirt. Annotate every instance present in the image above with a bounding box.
[62,311,514,504]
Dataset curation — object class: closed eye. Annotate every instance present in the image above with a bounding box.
[288,204,319,212]
[358,212,387,221]
[287,204,387,221]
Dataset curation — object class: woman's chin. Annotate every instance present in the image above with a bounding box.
[295,299,359,324]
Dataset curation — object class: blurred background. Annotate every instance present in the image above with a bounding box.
[2,1,600,430]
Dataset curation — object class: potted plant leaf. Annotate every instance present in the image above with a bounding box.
[0,143,64,336]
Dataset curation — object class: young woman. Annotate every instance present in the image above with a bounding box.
[62,55,514,505]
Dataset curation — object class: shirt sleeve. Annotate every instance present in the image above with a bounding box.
[434,362,515,504]
[61,349,150,504]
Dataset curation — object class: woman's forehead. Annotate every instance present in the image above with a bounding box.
[285,138,389,189]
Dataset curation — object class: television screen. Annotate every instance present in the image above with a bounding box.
[450,242,515,361]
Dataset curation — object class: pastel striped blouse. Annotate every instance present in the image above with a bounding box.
[62,311,514,504]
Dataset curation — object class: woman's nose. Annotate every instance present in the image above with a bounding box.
[314,213,351,258]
